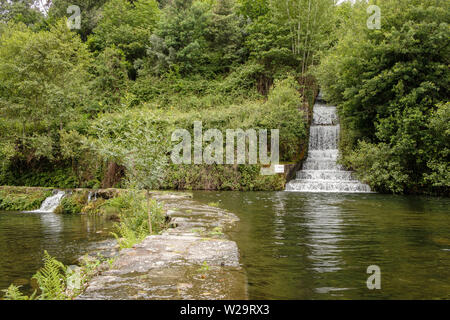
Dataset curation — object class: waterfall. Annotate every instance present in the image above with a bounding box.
[29,190,66,213]
[88,191,98,202]
[286,94,372,193]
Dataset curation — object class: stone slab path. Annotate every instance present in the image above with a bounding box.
[77,192,247,300]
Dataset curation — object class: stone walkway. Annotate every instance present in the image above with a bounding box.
[77,192,247,300]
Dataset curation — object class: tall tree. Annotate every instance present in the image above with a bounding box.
[48,0,109,40]
[0,20,92,163]
[88,0,160,77]
[0,0,43,25]
[270,0,335,75]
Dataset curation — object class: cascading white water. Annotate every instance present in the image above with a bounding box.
[87,191,97,202]
[29,190,66,213]
[286,94,372,193]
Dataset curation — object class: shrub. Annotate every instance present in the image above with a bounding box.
[0,187,52,211]
[110,191,167,249]
[54,192,87,214]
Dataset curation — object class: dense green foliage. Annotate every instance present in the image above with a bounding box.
[0,0,43,26]
[110,191,166,248]
[0,186,51,211]
[1,0,321,192]
[1,0,447,195]
[54,191,87,214]
[316,0,449,194]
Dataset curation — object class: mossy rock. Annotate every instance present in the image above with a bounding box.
[54,191,89,214]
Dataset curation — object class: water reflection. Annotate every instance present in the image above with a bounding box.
[0,211,114,296]
[272,193,287,245]
[302,196,344,273]
[193,191,450,300]
[40,212,63,234]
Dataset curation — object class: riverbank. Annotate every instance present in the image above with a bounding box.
[0,187,247,300]
[0,186,53,211]
[78,192,247,300]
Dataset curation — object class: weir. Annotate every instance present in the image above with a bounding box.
[286,94,372,193]
[29,190,65,213]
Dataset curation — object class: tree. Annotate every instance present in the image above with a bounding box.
[48,0,109,40]
[88,0,160,77]
[269,0,335,75]
[0,20,92,165]
[92,110,169,231]
[145,0,244,76]
[146,0,214,75]
[0,0,43,26]
[91,46,130,110]
[316,0,450,194]
[236,0,269,20]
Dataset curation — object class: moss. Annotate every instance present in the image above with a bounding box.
[81,198,106,215]
[0,186,52,211]
[54,191,89,214]
[207,202,220,208]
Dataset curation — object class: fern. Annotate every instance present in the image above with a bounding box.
[32,250,68,300]
[2,284,31,300]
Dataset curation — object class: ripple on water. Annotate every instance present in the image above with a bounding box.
[193,191,450,300]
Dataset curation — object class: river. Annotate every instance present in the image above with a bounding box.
[1,191,449,299]
[193,191,450,299]
[0,211,114,295]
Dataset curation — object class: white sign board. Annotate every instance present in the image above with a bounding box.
[274,165,284,173]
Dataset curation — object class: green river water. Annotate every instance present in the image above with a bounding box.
[0,211,114,295]
[194,191,450,300]
[0,192,449,299]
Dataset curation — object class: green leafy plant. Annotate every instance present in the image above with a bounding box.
[32,251,68,300]
[209,227,224,236]
[2,284,35,300]
[110,191,167,249]
[197,261,210,273]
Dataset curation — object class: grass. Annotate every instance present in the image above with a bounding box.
[0,186,52,211]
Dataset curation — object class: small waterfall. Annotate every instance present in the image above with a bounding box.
[30,190,66,213]
[286,94,372,193]
[88,191,98,202]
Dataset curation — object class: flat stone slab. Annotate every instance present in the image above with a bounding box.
[77,192,247,300]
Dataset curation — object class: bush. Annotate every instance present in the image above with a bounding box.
[54,191,88,214]
[0,187,52,211]
[110,191,167,248]
[262,76,307,161]
[162,164,285,191]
